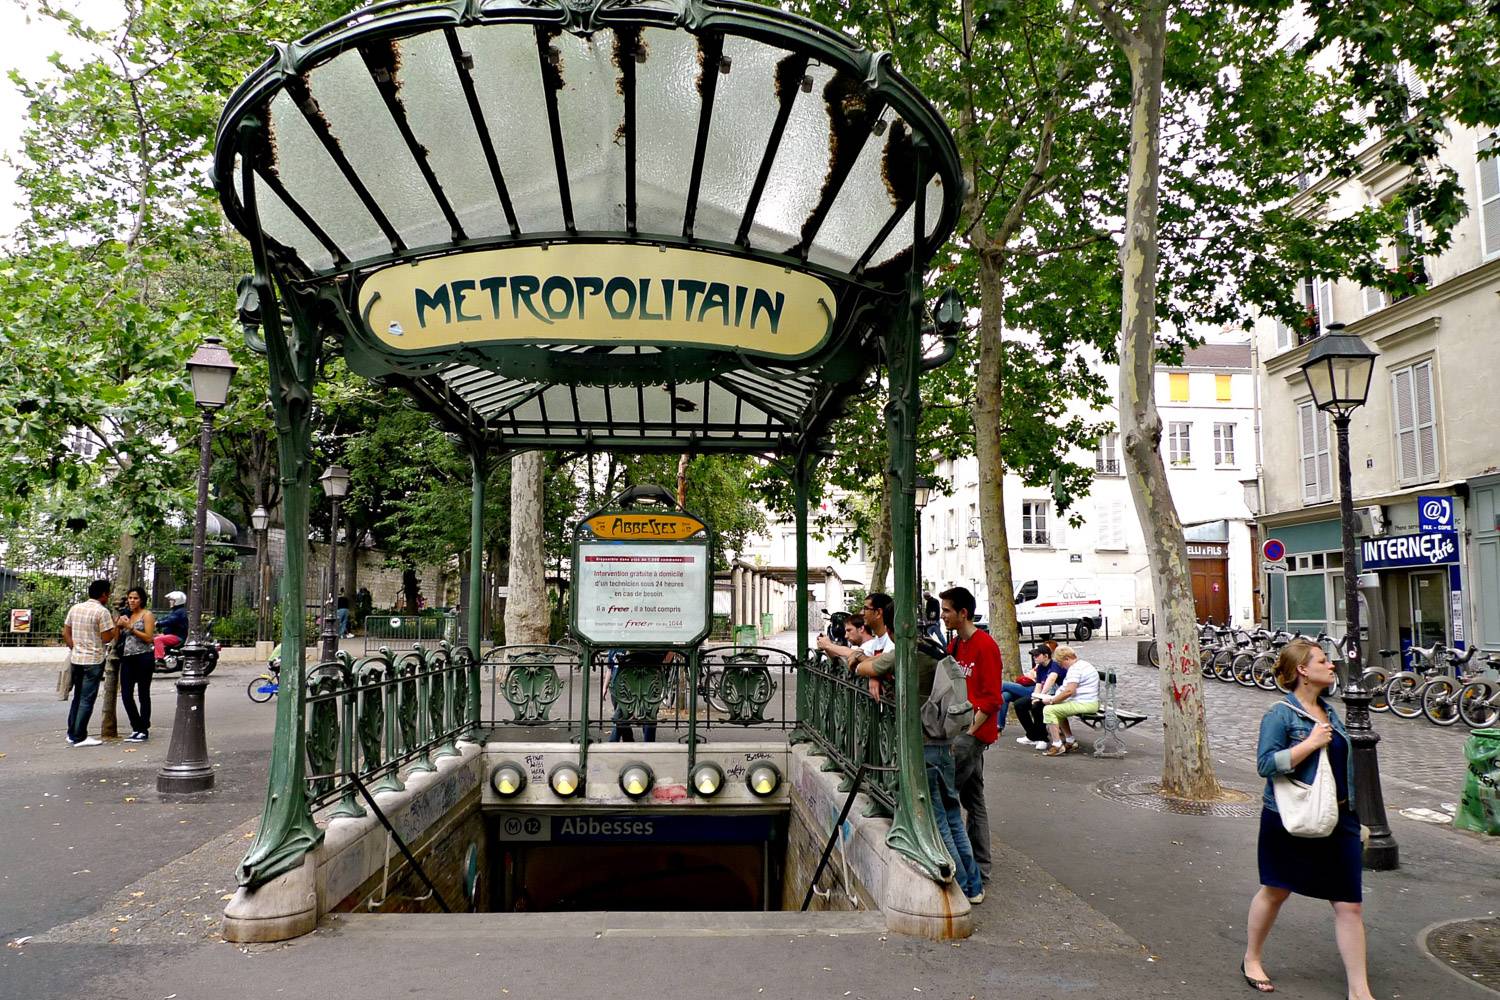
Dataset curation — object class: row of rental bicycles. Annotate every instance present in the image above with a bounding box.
[1151,624,1500,729]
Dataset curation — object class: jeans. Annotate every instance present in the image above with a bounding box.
[998,681,1034,733]
[67,660,105,742]
[952,733,991,880]
[1012,696,1049,743]
[119,651,153,734]
[336,608,350,637]
[925,744,983,897]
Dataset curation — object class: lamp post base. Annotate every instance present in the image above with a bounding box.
[157,666,216,794]
[1342,684,1399,871]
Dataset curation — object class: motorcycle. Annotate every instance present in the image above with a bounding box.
[154,637,220,676]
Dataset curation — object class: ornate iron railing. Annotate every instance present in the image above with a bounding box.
[479,643,795,739]
[303,641,478,814]
[792,653,899,816]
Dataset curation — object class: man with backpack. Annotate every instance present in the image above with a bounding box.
[917,637,985,903]
[940,586,1003,885]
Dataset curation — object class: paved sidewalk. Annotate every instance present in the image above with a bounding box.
[2,631,1495,1000]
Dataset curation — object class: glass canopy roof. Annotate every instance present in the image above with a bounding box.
[213,0,963,453]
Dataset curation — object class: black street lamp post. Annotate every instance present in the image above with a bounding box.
[1299,323,1397,870]
[318,465,351,664]
[251,504,270,646]
[158,336,237,794]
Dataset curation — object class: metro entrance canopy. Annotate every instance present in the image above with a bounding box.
[215,0,962,453]
[213,0,964,897]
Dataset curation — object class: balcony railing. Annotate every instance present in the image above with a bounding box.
[1095,457,1120,475]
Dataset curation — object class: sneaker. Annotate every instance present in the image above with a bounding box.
[73,737,103,748]
[1063,740,1080,754]
[66,737,78,746]
[1032,740,1049,750]
[1017,735,1035,745]
[967,891,985,904]
[1042,744,1066,756]
[125,732,146,742]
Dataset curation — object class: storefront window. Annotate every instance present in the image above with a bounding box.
[1286,573,1328,624]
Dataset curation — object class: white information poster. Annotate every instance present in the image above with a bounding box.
[574,542,709,644]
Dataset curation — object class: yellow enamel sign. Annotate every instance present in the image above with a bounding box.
[585,513,706,541]
[359,245,836,359]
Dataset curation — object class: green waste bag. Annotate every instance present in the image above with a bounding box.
[734,625,758,648]
[1455,728,1500,836]
[760,613,774,638]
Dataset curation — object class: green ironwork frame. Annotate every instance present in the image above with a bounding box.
[222,0,964,892]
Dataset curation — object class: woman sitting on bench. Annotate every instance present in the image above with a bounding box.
[1034,646,1100,756]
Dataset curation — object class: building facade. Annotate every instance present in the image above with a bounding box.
[1253,120,1500,656]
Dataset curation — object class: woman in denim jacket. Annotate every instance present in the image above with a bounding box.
[1241,639,1375,998]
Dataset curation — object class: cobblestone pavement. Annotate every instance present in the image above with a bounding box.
[1084,637,1474,812]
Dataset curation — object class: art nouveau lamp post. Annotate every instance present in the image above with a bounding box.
[318,464,351,664]
[250,504,271,648]
[159,335,237,793]
[1298,323,1397,869]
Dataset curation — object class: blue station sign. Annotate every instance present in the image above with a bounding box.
[1360,531,1460,570]
[493,812,776,844]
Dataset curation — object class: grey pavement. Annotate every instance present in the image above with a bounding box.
[1,635,1496,1000]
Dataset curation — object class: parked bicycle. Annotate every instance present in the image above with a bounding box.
[1416,646,1484,726]
[1385,643,1477,721]
[1456,656,1500,728]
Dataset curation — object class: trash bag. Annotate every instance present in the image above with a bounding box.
[1454,728,1500,836]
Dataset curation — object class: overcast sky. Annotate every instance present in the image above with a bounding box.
[0,2,115,240]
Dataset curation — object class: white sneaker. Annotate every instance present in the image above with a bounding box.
[967,891,985,904]
[1032,740,1049,750]
[72,737,103,747]
[1017,736,1034,745]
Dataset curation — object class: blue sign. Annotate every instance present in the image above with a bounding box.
[1361,531,1459,570]
[1418,496,1455,534]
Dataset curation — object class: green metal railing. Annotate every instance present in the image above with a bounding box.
[302,641,478,816]
[793,653,899,816]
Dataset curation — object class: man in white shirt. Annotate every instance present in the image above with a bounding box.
[61,579,118,747]
[852,593,894,697]
[1034,645,1100,756]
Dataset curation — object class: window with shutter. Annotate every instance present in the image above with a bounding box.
[1363,284,1385,314]
[1169,372,1189,401]
[1215,374,1232,401]
[1299,402,1332,503]
[1478,134,1500,260]
[1391,361,1439,484]
[1392,367,1418,483]
[1315,277,1334,331]
[1276,317,1294,351]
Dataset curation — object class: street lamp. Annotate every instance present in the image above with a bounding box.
[318,464,351,663]
[1298,323,1396,870]
[913,475,933,611]
[966,519,981,549]
[158,335,237,794]
[250,504,270,647]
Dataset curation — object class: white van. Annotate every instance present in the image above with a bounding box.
[1013,578,1104,641]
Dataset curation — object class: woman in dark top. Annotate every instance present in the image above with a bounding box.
[115,587,156,743]
[1242,639,1374,998]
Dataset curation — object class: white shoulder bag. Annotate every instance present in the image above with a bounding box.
[1272,745,1338,837]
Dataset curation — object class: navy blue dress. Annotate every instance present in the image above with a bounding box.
[1257,730,1362,902]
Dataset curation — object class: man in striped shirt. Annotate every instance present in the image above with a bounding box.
[62,580,118,747]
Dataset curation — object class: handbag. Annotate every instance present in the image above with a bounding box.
[1272,746,1338,837]
[57,652,73,701]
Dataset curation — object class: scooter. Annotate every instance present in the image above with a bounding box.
[154,638,220,676]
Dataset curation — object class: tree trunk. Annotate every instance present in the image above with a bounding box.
[675,453,690,507]
[973,247,1024,682]
[1113,5,1220,799]
[505,450,550,645]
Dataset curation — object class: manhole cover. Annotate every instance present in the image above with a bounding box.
[1422,917,1500,995]
[1094,777,1259,817]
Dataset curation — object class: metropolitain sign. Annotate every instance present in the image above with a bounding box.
[358,244,836,359]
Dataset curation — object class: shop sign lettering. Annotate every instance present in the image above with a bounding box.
[1360,531,1458,570]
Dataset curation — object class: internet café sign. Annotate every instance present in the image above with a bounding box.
[359,244,836,360]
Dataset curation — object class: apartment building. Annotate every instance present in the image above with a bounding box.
[1253,121,1500,654]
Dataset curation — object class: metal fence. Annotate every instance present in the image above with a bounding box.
[0,631,64,647]
[302,642,477,814]
[361,612,457,652]
[794,654,899,815]
[477,643,799,741]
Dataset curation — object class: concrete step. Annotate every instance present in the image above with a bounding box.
[317,909,886,940]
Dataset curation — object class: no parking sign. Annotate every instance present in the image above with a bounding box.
[1261,538,1286,563]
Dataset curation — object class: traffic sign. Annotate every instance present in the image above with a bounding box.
[1262,561,1286,574]
[1262,538,1286,562]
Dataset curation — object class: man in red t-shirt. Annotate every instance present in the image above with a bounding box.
[940,586,1002,884]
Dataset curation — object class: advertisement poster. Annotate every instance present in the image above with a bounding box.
[574,542,709,645]
[9,609,31,633]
